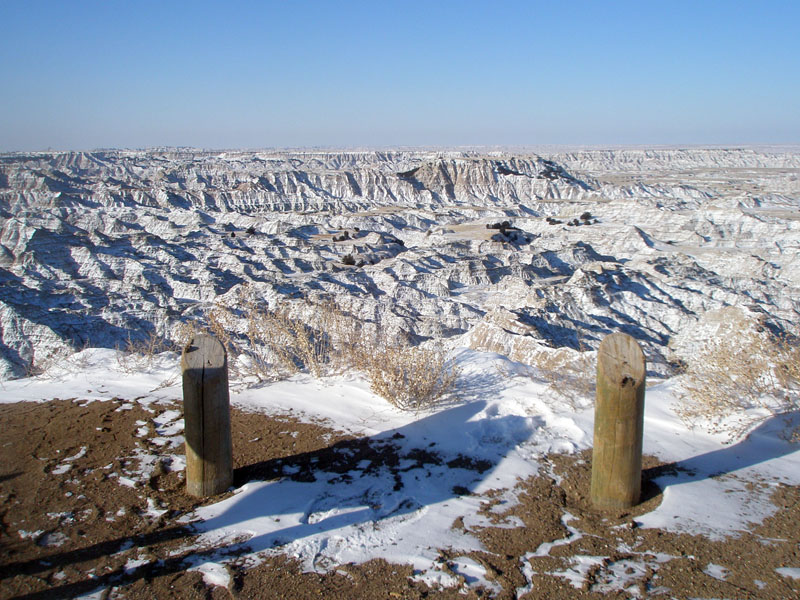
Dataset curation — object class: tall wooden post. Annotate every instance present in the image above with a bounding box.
[182,334,233,497]
[591,332,646,510]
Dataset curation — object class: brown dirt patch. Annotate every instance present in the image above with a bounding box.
[468,451,800,599]
[1,399,798,599]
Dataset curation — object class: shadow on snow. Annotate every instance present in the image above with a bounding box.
[644,411,800,489]
[203,399,531,556]
[4,399,538,599]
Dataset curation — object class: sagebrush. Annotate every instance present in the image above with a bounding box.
[207,291,352,382]
[528,332,596,410]
[115,330,176,373]
[198,288,459,410]
[365,342,460,411]
[677,322,799,441]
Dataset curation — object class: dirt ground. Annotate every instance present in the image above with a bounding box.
[1,398,798,599]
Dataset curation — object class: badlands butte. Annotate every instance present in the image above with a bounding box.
[0,147,798,381]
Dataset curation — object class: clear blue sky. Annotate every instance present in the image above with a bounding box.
[1,0,798,150]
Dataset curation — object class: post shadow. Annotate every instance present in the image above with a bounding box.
[5,398,538,599]
[4,538,230,600]
[0,525,194,596]
[643,411,800,491]
[193,399,537,560]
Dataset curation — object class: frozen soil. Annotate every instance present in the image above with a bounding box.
[1,399,798,599]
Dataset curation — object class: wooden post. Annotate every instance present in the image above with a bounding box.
[182,334,233,497]
[591,332,646,510]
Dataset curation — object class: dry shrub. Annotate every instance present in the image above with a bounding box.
[202,286,460,410]
[677,323,800,441]
[208,293,335,382]
[116,329,176,373]
[777,334,800,388]
[24,342,86,379]
[24,349,62,378]
[529,336,596,410]
[205,288,360,381]
[114,321,202,389]
[174,320,202,350]
[364,342,460,411]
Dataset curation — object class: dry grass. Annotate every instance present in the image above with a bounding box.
[535,348,596,409]
[24,341,88,378]
[199,287,459,410]
[364,342,460,411]
[526,331,596,410]
[207,291,341,382]
[24,349,62,378]
[29,294,455,413]
[115,330,177,374]
[677,321,800,441]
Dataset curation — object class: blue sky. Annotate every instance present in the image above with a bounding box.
[1,0,798,150]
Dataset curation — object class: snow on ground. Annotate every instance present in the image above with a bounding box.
[2,346,799,594]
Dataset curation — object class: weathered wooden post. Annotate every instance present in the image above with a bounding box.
[591,332,646,510]
[182,334,233,497]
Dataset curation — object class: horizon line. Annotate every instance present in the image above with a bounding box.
[3,143,800,156]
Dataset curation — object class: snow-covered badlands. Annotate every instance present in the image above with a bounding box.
[1,147,798,379]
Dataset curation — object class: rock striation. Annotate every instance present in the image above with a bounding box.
[0,148,798,380]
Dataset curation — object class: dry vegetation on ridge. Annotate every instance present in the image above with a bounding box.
[205,290,460,411]
[677,318,800,441]
[114,290,800,439]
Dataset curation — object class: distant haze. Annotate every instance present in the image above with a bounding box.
[1,0,798,151]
